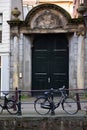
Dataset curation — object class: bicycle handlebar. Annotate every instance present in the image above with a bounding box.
[59,85,65,91]
[51,85,65,91]
[47,85,66,94]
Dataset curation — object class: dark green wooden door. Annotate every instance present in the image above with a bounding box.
[32,34,68,92]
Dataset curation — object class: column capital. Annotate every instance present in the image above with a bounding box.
[76,24,86,36]
[10,31,20,38]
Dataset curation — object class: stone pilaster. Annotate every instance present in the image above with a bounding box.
[76,3,86,89]
[8,7,21,89]
[77,24,85,89]
[13,35,19,89]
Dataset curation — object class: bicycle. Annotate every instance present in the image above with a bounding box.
[34,86,78,115]
[0,92,18,115]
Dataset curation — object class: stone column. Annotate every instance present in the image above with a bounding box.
[9,7,21,89]
[13,35,19,89]
[77,24,85,89]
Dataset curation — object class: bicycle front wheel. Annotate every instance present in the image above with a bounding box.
[62,97,78,115]
[34,97,50,115]
[7,100,18,115]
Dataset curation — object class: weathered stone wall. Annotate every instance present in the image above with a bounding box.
[0,116,87,130]
[69,33,78,89]
[84,35,87,88]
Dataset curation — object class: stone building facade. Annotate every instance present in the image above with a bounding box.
[7,0,87,93]
[0,0,11,93]
[0,0,23,93]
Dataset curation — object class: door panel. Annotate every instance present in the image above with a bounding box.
[32,34,68,93]
[52,49,68,89]
[32,50,49,90]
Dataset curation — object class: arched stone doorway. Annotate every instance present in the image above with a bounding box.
[9,3,73,92]
[32,33,69,91]
[24,3,71,92]
[9,3,87,92]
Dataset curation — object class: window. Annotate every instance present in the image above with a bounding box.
[0,14,2,43]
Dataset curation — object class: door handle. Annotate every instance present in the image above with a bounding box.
[48,77,50,83]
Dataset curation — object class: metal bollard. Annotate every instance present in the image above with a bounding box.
[15,87,18,102]
[50,88,55,115]
[13,87,18,111]
[76,93,81,110]
[17,89,22,115]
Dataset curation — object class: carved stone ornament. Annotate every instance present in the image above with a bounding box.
[11,7,21,20]
[77,4,86,18]
[33,10,62,29]
[76,25,86,36]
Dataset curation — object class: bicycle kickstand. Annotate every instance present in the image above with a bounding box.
[51,103,55,115]
[51,110,55,115]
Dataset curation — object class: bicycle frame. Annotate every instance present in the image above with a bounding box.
[43,87,67,111]
[54,90,67,109]
[1,94,9,109]
[3,95,8,108]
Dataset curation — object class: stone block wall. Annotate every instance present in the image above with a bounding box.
[0,116,87,130]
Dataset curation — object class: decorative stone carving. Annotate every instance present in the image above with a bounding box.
[33,10,62,29]
[11,7,21,20]
[77,4,86,18]
[76,24,86,36]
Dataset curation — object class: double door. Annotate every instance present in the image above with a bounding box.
[32,34,69,92]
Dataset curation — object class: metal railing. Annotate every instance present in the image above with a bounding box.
[0,87,87,116]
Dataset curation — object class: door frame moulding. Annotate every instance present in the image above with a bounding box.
[20,3,74,34]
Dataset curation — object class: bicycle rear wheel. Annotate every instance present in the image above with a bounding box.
[0,104,3,114]
[62,97,78,115]
[7,100,18,115]
[34,97,50,115]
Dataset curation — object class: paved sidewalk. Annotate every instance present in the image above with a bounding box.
[0,97,87,117]
[21,100,87,116]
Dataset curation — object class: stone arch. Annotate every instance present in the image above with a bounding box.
[25,4,71,29]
